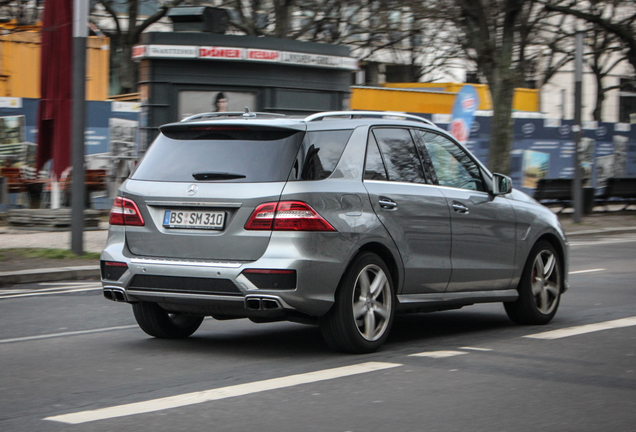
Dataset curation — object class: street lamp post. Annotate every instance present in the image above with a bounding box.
[572,30,584,224]
[71,0,88,255]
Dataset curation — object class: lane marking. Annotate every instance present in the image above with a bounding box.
[1,284,100,294]
[409,350,467,358]
[524,317,636,340]
[569,268,605,275]
[0,325,138,344]
[459,347,492,352]
[571,238,636,247]
[0,287,102,299]
[40,282,102,286]
[44,362,403,424]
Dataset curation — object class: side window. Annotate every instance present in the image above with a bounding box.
[372,128,427,184]
[416,131,485,191]
[364,134,388,181]
[289,129,353,181]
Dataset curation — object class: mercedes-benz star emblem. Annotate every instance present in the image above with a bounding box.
[187,184,198,196]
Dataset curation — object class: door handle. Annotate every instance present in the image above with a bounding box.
[452,201,469,214]
[379,197,397,210]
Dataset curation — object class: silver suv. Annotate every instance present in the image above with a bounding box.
[101,111,568,353]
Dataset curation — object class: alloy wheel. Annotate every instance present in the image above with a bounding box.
[531,249,561,315]
[352,264,392,341]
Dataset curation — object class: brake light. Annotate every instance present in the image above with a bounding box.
[245,201,335,231]
[109,197,145,226]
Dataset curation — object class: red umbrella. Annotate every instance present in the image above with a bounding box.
[36,0,73,180]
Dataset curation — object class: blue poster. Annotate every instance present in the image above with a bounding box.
[448,85,480,144]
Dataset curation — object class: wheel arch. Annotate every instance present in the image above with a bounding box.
[354,242,401,293]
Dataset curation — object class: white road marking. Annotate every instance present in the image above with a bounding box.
[0,287,102,299]
[0,325,138,344]
[569,268,605,275]
[459,347,492,352]
[570,237,636,247]
[44,362,403,424]
[524,317,636,340]
[1,284,100,294]
[409,350,467,358]
[40,282,101,286]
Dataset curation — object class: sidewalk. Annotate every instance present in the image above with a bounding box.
[0,210,635,287]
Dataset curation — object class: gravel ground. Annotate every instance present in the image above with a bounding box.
[0,228,108,253]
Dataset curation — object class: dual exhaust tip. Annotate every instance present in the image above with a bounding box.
[103,288,128,302]
[245,296,282,311]
[104,290,281,311]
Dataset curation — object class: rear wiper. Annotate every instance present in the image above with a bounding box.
[192,172,246,181]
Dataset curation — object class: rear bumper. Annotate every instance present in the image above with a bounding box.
[100,228,356,317]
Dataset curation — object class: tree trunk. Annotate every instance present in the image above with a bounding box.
[274,0,293,38]
[487,67,516,175]
[483,0,522,175]
[592,73,604,122]
[119,43,136,94]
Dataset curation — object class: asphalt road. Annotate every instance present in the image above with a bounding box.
[1,234,635,432]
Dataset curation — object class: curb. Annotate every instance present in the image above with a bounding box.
[0,266,100,288]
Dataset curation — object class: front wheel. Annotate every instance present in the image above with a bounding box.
[505,240,562,325]
[320,252,395,353]
[132,302,203,339]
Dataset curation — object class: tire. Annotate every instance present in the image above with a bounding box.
[132,302,204,339]
[320,252,395,353]
[505,240,562,325]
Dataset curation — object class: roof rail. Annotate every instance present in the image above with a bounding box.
[180,110,286,122]
[304,111,437,127]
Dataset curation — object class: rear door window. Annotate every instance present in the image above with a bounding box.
[288,129,353,181]
[364,134,388,181]
[131,126,304,183]
[372,128,427,184]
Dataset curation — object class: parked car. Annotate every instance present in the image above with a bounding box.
[101,110,568,353]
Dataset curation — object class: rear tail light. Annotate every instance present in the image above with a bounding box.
[245,201,335,231]
[109,197,145,226]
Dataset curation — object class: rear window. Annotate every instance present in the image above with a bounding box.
[288,129,353,181]
[131,126,304,183]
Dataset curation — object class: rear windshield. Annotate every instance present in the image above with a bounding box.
[131,126,304,183]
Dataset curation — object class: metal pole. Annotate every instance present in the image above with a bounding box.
[572,30,584,223]
[71,0,88,255]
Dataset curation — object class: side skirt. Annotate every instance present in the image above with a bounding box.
[397,289,518,313]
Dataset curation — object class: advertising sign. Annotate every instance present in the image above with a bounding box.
[448,85,479,144]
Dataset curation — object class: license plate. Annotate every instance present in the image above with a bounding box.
[163,210,226,230]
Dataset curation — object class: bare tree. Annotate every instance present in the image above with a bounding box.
[94,0,184,94]
[450,0,527,175]
[543,0,636,73]
[586,19,630,121]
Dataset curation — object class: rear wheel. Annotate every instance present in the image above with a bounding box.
[505,241,562,325]
[320,252,395,353]
[132,302,203,339]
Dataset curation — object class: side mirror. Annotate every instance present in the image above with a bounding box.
[492,173,512,195]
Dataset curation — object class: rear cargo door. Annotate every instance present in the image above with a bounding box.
[122,123,305,261]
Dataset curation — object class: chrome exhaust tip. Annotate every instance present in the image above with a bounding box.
[104,287,128,302]
[245,296,283,311]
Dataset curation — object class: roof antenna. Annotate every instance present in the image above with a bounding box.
[243,107,256,118]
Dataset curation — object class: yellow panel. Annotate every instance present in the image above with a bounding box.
[513,87,539,112]
[0,28,109,101]
[351,87,456,114]
[379,82,538,113]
